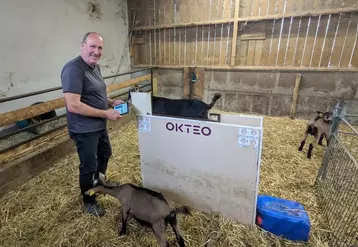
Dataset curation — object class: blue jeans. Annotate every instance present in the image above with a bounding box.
[69,129,112,203]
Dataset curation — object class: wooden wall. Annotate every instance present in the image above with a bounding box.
[128,0,358,71]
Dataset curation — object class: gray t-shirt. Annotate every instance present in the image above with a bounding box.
[61,55,108,133]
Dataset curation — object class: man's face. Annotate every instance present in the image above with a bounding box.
[81,34,103,67]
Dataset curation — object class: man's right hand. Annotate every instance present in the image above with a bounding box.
[104,109,122,121]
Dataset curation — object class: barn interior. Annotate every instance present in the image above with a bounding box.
[0,1,357,247]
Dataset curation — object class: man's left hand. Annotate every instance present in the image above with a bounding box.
[111,99,124,107]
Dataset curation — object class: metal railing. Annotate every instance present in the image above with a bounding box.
[0,68,154,154]
[315,102,358,247]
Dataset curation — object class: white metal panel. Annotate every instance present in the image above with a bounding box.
[136,114,263,225]
[130,92,152,115]
[219,113,263,127]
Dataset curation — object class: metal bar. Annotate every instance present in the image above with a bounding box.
[348,19,358,68]
[1,82,151,141]
[337,131,358,136]
[338,14,351,67]
[0,68,155,103]
[341,118,358,136]
[284,17,293,66]
[319,14,331,67]
[328,13,342,67]
[0,123,68,154]
[301,16,312,67]
[310,15,321,67]
[0,113,66,140]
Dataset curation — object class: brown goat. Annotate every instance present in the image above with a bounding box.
[85,173,190,247]
[298,111,333,159]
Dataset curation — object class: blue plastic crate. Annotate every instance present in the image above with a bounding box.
[256,194,311,242]
[16,119,29,129]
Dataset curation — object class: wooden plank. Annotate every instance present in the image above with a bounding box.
[259,20,273,66]
[239,6,358,22]
[0,74,151,127]
[246,23,258,65]
[132,6,358,30]
[283,17,297,66]
[240,32,266,40]
[131,6,358,30]
[254,21,265,65]
[106,74,152,93]
[290,73,302,119]
[292,16,307,66]
[133,64,358,71]
[319,14,339,67]
[340,13,358,68]
[0,112,135,199]
[300,15,315,67]
[285,0,296,14]
[238,23,250,65]
[294,0,305,12]
[276,16,290,66]
[134,37,145,44]
[219,24,226,65]
[230,0,240,66]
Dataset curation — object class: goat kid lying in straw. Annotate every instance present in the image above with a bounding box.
[298,111,333,159]
[85,173,191,247]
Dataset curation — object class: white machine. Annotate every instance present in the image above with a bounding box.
[130,91,263,225]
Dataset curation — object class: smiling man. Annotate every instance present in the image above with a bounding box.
[61,32,123,217]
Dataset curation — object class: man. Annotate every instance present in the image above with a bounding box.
[61,32,123,217]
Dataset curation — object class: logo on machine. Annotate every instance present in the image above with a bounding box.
[165,122,212,136]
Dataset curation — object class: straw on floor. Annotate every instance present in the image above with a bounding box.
[0,111,332,247]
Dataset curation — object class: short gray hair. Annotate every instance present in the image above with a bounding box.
[82,32,103,43]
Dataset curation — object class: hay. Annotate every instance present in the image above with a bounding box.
[0,111,334,247]
[0,116,68,151]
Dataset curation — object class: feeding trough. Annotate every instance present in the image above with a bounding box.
[130,91,263,225]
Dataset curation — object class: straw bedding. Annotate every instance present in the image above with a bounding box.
[0,111,335,247]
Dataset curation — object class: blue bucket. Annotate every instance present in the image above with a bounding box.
[256,194,311,242]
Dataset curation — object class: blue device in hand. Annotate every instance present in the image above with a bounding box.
[114,102,129,115]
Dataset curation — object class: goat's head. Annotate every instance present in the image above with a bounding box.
[127,84,141,104]
[316,111,333,123]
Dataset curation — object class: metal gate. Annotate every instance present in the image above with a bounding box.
[315,101,358,247]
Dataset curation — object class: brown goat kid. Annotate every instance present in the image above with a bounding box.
[85,174,190,247]
[298,111,333,159]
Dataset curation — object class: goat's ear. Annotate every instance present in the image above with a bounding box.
[316,111,323,115]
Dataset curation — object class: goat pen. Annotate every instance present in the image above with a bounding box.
[315,101,358,247]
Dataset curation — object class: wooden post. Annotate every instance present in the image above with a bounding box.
[290,73,302,119]
[183,67,204,100]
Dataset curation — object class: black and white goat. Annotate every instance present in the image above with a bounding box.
[298,111,333,159]
[85,173,191,247]
[127,85,221,120]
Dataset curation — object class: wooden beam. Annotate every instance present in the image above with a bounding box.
[240,33,266,40]
[238,7,358,22]
[0,74,151,127]
[290,74,302,119]
[0,112,135,199]
[133,65,358,72]
[230,0,241,66]
[131,7,358,31]
[131,18,234,31]
[106,74,151,93]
